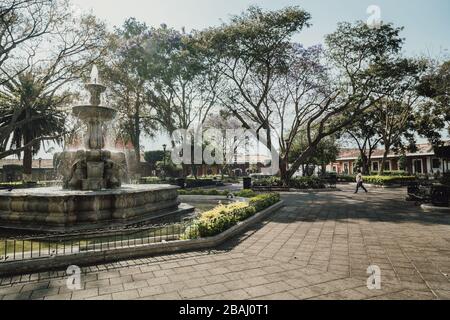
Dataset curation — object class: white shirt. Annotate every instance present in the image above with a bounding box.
[356,173,363,183]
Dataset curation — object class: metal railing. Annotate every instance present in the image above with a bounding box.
[0,219,199,263]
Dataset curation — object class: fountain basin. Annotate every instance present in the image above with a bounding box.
[72,105,117,122]
[0,184,194,232]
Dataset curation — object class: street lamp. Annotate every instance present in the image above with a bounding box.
[162,144,167,180]
[38,158,42,182]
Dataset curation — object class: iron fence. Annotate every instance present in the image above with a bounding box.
[0,218,199,263]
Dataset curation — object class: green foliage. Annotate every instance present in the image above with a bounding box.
[183,193,280,239]
[288,133,339,167]
[0,72,66,160]
[441,173,450,186]
[156,160,182,178]
[178,188,225,196]
[248,193,281,212]
[177,188,257,198]
[364,175,416,185]
[144,150,168,167]
[415,60,450,141]
[253,176,326,189]
[380,170,408,176]
[140,176,168,184]
[252,177,284,187]
[234,189,257,198]
[398,154,407,171]
[290,177,326,189]
[336,175,356,182]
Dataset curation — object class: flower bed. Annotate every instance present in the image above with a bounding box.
[182,193,280,239]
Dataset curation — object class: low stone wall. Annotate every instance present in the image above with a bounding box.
[0,201,284,276]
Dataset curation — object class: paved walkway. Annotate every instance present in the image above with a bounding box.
[1,185,449,300]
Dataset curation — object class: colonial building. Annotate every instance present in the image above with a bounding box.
[327,142,450,175]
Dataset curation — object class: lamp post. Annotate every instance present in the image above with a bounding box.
[38,158,42,182]
[162,144,167,180]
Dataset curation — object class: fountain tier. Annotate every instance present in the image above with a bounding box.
[0,185,193,232]
[54,80,124,191]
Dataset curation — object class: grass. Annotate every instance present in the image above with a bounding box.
[0,223,189,259]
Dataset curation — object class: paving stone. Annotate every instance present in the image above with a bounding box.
[112,289,140,300]
[1,186,448,300]
[71,288,99,300]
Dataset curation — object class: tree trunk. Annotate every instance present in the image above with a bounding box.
[379,146,390,176]
[191,164,198,179]
[361,153,369,175]
[22,134,33,182]
[22,106,33,183]
[279,156,290,186]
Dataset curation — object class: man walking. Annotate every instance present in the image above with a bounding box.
[355,169,368,194]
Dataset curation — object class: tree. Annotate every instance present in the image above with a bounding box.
[102,18,157,166]
[374,97,417,175]
[203,110,248,179]
[143,25,222,177]
[342,107,382,174]
[0,0,66,84]
[415,59,450,144]
[200,6,417,185]
[144,150,166,171]
[0,10,107,180]
[370,58,425,175]
[0,72,66,181]
[288,130,339,176]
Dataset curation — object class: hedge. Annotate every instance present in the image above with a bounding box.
[252,176,326,189]
[178,188,257,198]
[182,193,280,239]
[363,175,416,186]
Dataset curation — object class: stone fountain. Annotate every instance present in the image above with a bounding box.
[56,65,126,191]
[0,67,193,232]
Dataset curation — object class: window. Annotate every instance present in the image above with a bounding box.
[372,161,379,172]
[332,166,337,172]
[384,161,391,171]
[432,158,441,169]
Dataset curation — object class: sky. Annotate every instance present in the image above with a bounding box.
[35,0,450,158]
[70,0,450,56]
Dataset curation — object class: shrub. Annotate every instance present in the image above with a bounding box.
[364,175,416,185]
[441,173,450,186]
[380,170,408,176]
[178,188,257,198]
[183,193,280,239]
[234,189,257,198]
[252,176,326,189]
[290,177,326,189]
[249,193,281,212]
[178,188,227,196]
[252,176,283,187]
[336,175,355,182]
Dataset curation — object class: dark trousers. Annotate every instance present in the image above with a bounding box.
[355,181,368,193]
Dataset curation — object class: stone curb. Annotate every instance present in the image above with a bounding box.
[421,204,450,214]
[0,201,284,276]
[364,184,406,189]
